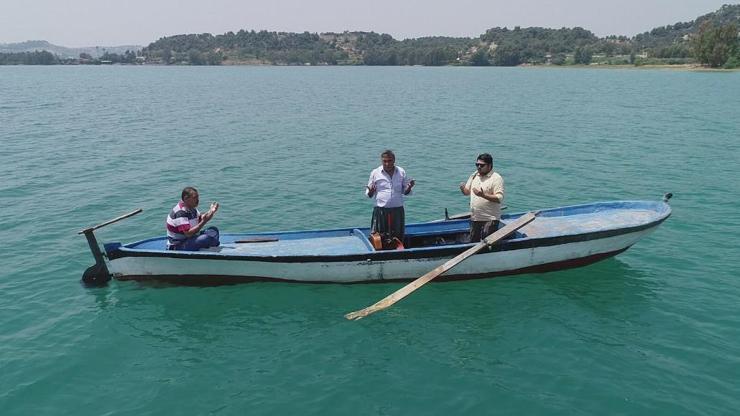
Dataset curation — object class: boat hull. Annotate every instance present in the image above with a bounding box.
[108,222,660,284]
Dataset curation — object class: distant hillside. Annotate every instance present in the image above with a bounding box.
[141,4,739,66]
[0,40,142,58]
[2,4,738,67]
[632,4,740,57]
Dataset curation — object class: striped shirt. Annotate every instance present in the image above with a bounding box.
[166,201,200,248]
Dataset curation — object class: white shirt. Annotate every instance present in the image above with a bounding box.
[366,166,412,208]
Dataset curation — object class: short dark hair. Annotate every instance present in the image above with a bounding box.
[476,153,493,166]
[381,149,395,159]
[181,186,198,200]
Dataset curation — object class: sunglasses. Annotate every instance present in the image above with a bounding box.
[475,163,488,168]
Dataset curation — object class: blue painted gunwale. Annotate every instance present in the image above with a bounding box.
[106,200,671,263]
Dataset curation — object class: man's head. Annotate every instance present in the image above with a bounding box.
[475,153,493,175]
[181,186,199,208]
[381,150,396,173]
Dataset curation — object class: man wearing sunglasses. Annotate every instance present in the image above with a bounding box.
[366,149,415,246]
[165,186,220,251]
[459,153,505,242]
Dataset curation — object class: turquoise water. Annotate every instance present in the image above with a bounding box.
[1,66,739,415]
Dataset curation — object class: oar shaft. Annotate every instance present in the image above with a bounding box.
[78,208,143,234]
[345,211,536,320]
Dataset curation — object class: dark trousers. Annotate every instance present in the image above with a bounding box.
[469,220,500,243]
[371,206,405,241]
[170,226,220,251]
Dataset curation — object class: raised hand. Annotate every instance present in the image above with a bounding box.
[405,179,415,194]
[202,202,219,222]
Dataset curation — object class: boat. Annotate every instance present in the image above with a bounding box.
[80,195,672,285]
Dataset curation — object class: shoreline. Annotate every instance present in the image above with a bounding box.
[2,62,738,71]
[523,63,740,72]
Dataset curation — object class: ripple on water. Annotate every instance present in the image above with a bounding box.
[1,66,739,415]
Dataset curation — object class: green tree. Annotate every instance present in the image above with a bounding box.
[0,51,59,65]
[188,50,206,65]
[206,51,224,65]
[573,47,592,64]
[723,52,740,69]
[100,52,121,63]
[691,21,739,67]
[551,53,566,65]
[469,48,490,66]
[422,47,451,66]
[491,45,520,66]
[123,50,137,63]
[161,48,172,64]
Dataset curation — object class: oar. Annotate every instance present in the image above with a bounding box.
[344,211,537,320]
[78,208,143,235]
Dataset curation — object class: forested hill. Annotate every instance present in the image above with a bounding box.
[140,4,739,67]
[2,4,738,67]
[142,31,477,66]
[632,4,740,54]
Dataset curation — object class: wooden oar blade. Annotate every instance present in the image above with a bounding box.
[344,265,447,320]
[345,212,537,320]
[344,299,393,320]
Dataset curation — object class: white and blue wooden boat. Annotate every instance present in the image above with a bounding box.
[80,195,671,285]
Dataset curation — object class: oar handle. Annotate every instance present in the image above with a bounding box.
[78,208,143,234]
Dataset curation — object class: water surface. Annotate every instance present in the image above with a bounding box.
[1,66,739,415]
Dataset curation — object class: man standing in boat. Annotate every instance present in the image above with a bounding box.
[459,153,505,242]
[366,150,415,245]
[166,187,220,251]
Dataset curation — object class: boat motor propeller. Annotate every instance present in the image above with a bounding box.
[82,261,110,287]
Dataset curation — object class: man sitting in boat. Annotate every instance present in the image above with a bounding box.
[165,187,220,251]
[459,153,505,242]
[366,149,415,249]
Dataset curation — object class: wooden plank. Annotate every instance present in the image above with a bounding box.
[78,208,143,234]
[345,211,537,320]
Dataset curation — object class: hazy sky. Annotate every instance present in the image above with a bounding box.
[0,0,733,47]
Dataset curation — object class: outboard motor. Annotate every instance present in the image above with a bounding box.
[79,208,142,287]
[81,228,111,286]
